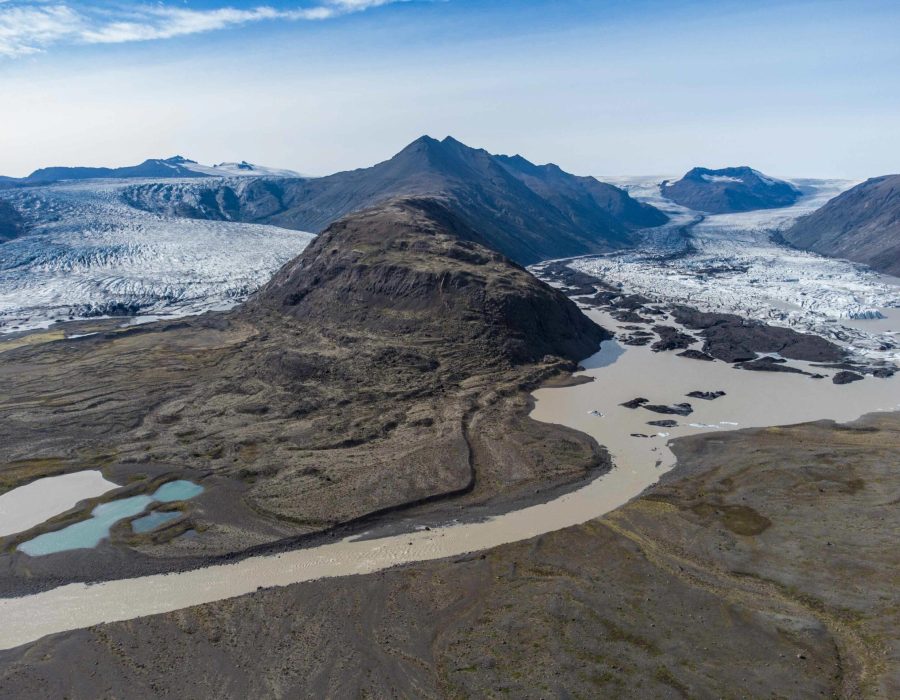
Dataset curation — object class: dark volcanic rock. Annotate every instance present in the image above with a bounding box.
[661,166,800,214]
[677,349,715,361]
[813,362,895,379]
[536,261,605,296]
[832,371,864,385]
[621,397,649,409]
[622,330,654,346]
[671,305,844,363]
[651,325,695,352]
[687,391,726,400]
[783,174,900,276]
[735,358,808,374]
[647,419,678,427]
[613,310,650,324]
[643,403,693,416]
[123,136,669,266]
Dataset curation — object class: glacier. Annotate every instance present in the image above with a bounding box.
[0,179,314,334]
[540,176,900,364]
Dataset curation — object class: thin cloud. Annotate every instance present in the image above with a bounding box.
[0,1,414,57]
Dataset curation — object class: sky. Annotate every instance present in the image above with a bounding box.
[0,0,898,179]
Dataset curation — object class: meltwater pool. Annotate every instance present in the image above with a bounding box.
[17,480,203,556]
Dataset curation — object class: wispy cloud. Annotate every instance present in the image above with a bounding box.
[0,1,412,58]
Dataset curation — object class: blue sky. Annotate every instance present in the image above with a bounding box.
[1,0,898,178]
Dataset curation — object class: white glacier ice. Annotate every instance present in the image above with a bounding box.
[0,179,314,333]
[546,176,900,364]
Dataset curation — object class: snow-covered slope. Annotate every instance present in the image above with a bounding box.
[549,177,900,364]
[0,179,314,333]
[181,160,304,178]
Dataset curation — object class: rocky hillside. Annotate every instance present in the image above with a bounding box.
[0,197,608,591]
[248,197,606,364]
[124,136,669,265]
[661,166,800,214]
[783,174,900,276]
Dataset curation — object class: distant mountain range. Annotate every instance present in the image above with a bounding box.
[1,156,302,185]
[123,136,669,265]
[661,166,800,214]
[783,174,900,277]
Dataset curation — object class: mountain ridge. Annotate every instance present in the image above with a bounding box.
[122,135,669,265]
[1,156,302,185]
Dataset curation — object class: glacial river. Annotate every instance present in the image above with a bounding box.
[0,308,898,651]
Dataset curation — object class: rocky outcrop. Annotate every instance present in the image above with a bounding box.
[677,349,715,361]
[650,325,694,351]
[686,390,725,400]
[783,174,900,276]
[671,305,844,363]
[661,166,800,214]
[643,402,693,416]
[833,370,864,385]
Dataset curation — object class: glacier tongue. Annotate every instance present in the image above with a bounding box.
[0,179,314,334]
[559,177,900,365]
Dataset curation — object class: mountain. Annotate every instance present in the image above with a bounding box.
[248,196,608,364]
[661,166,801,214]
[22,156,212,183]
[124,135,669,266]
[4,156,302,185]
[782,174,900,276]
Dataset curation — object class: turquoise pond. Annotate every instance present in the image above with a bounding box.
[17,480,203,557]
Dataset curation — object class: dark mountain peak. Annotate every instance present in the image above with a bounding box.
[401,134,443,153]
[662,166,800,214]
[163,155,197,165]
